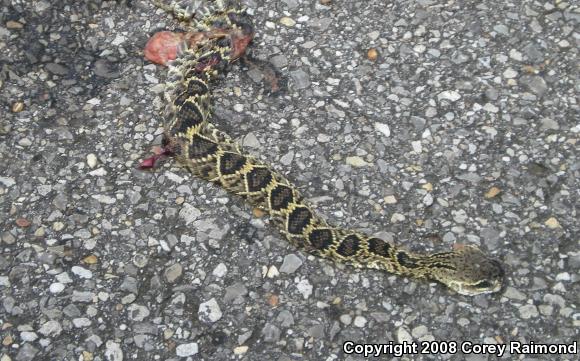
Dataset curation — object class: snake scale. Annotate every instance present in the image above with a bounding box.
[141,0,504,296]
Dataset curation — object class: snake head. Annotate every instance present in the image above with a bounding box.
[427,245,505,296]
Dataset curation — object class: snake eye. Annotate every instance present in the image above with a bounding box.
[473,281,492,289]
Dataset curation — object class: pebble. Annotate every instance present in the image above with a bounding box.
[18,138,32,147]
[55,272,72,284]
[397,327,413,343]
[0,177,15,187]
[541,118,559,130]
[49,282,65,294]
[71,266,93,279]
[279,254,303,273]
[374,122,390,137]
[279,17,296,27]
[261,323,281,343]
[16,344,38,361]
[93,59,119,78]
[519,304,539,319]
[290,69,310,89]
[212,263,228,278]
[296,279,313,299]
[179,203,201,225]
[233,346,248,355]
[367,30,380,40]
[127,304,150,321]
[521,75,548,95]
[12,101,24,113]
[104,341,123,361]
[20,331,38,342]
[411,325,430,339]
[224,283,248,303]
[367,48,379,61]
[485,187,501,198]
[277,310,295,327]
[345,156,368,167]
[6,20,24,29]
[164,263,183,283]
[384,195,397,204]
[411,140,422,153]
[437,90,461,102]
[353,316,367,328]
[198,298,222,323]
[503,287,526,300]
[340,314,352,325]
[503,68,517,79]
[45,62,69,75]
[38,320,62,337]
[86,154,98,168]
[452,209,468,224]
[176,343,199,356]
[544,217,561,229]
[280,151,294,165]
[270,54,288,68]
[266,265,279,278]
[72,318,92,328]
[390,213,405,222]
[242,132,261,148]
[72,291,94,303]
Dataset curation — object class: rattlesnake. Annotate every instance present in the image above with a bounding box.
[141,0,504,296]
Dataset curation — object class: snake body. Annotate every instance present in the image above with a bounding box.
[144,1,504,296]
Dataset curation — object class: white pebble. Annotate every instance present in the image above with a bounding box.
[296,279,313,299]
[555,272,570,281]
[390,213,406,222]
[423,193,433,206]
[340,314,352,325]
[86,153,98,168]
[266,265,279,278]
[353,316,367,328]
[411,140,422,153]
[503,68,517,79]
[176,343,199,356]
[71,266,93,279]
[49,282,65,294]
[374,122,391,137]
[397,327,413,343]
[212,263,228,278]
[233,346,248,355]
[20,331,38,342]
[198,298,222,323]
[437,90,461,102]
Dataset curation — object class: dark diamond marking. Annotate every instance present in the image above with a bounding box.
[269,184,293,211]
[219,152,246,175]
[185,78,209,95]
[246,167,273,192]
[173,92,189,108]
[188,135,218,159]
[287,207,312,235]
[336,234,360,257]
[308,229,334,251]
[397,252,418,268]
[368,237,391,257]
[175,101,204,134]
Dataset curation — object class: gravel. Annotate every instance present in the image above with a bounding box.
[1,0,578,360]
